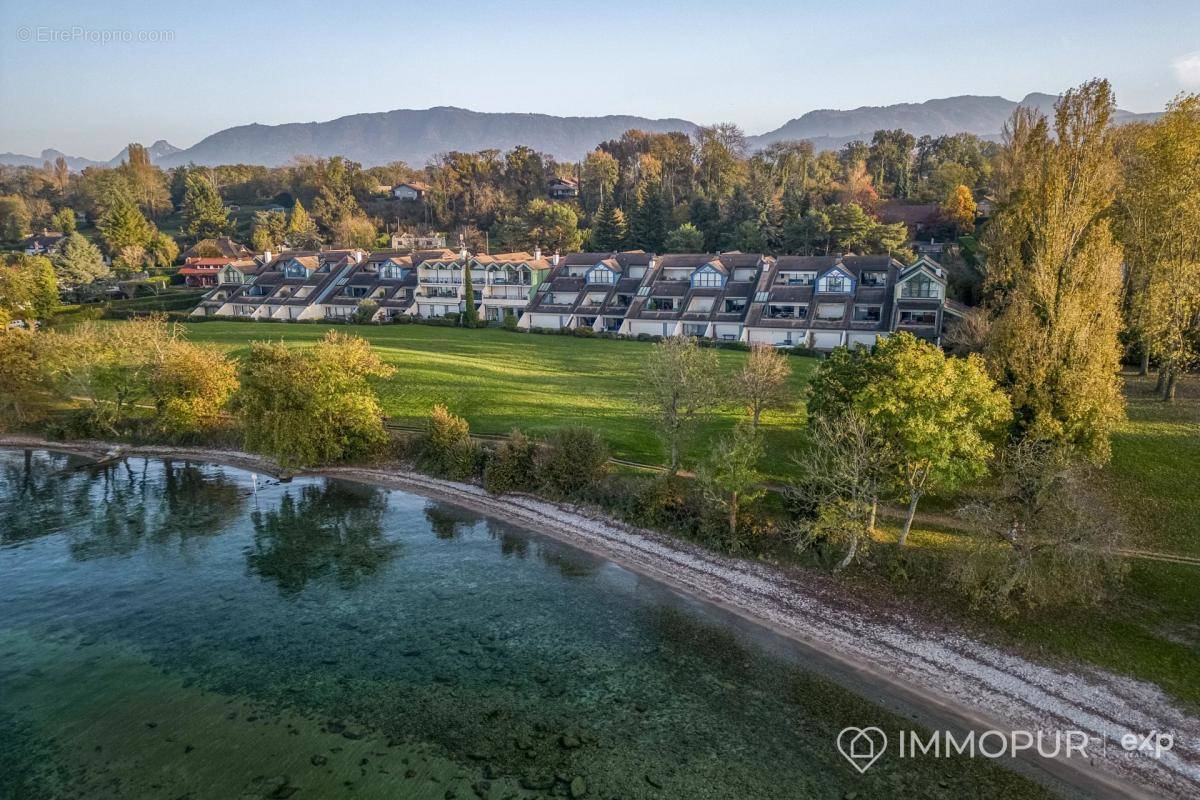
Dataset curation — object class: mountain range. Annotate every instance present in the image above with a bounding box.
[0,93,1161,171]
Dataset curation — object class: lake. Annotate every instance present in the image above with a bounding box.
[0,450,1058,799]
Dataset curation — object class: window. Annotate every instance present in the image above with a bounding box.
[816,303,846,321]
[732,268,758,282]
[380,264,407,280]
[723,297,747,313]
[901,275,942,299]
[777,271,815,286]
[683,323,707,337]
[687,296,715,313]
[691,267,725,288]
[860,271,887,287]
[587,266,616,284]
[818,272,850,293]
[768,304,806,320]
[647,297,679,311]
[283,262,308,278]
[899,310,937,326]
[853,305,881,322]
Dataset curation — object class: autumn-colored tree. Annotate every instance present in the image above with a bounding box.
[0,328,52,427]
[0,195,32,242]
[734,344,792,429]
[285,200,322,249]
[1115,94,1200,401]
[941,184,976,235]
[983,79,1125,461]
[150,339,239,438]
[251,209,288,251]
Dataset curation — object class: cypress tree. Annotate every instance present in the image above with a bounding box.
[460,254,479,327]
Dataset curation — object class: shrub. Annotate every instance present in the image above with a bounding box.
[538,426,609,498]
[351,300,379,325]
[483,428,537,495]
[502,311,519,332]
[419,404,479,480]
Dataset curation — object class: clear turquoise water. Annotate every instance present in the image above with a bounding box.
[0,450,1056,799]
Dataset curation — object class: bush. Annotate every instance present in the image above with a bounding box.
[538,426,609,498]
[483,428,537,494]
[502,311,519,332]
[419,404,479,480]
[572,326,596,337]
[350,300,379,325]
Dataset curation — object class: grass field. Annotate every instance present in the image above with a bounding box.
[180,321,815,475]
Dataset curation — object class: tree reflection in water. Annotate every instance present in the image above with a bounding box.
[0,451,245,557]
[246,480,399,596]
[423,504,483,540]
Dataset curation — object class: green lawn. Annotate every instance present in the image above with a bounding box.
[180,321,815,475]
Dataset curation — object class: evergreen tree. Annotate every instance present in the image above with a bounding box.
[97,194,154,254]
[52,232,110,288]
[181,173,228,242]
[591,200,628,251]
[630,185,669,251]
[286,201,321,249]
[461,255,479,327]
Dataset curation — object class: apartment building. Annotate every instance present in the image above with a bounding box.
[521,251,653,331]
[192,246,962,350]
[742,254,958,348]
[619,253,768,339]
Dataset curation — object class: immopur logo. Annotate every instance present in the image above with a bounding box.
[836,727,1176,773]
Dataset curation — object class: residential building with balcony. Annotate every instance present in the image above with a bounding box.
[413,249,552,321]
[742,254,959,349]
[521,251,654,332]
[619,253,768,339]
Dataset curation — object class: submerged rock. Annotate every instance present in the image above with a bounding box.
[569,776,587,797]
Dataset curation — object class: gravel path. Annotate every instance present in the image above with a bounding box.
[5,437,1198,799]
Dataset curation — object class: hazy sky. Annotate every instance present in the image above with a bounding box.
[2,0,1198,160]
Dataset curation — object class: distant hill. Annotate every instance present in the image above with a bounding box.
[1,94,1162,171]
[154,107,699,168]
[0,140,182,170]
[747,92,1161,151]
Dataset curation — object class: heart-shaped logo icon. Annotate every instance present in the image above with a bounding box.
[837,726,888,773]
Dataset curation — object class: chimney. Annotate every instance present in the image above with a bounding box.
[551,250,560,266]
[533,246,542,262]
[354,250,364,264]
[263,249,272,265]
[459,246,469,262]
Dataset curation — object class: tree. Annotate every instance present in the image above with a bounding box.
[1115,94,1200,401]
[118,143,171,218]
[42,316,176,434]
[783,209,831,255]
[983,80,1125,460]
[286,200,322,249]
[854,333,1011,545]
[146,231,179,269]
[113,245,149,274]
[695,123,747,198]
[697,422,764,544]
[0,328,52,427]
[735,344,792,429]
[97,194,154,254]
[826,203,875,252]
[591,200,628,251]
[461,257,479,327]
[483,428,537,495]
[942,184,976,236]
[419,404,478,480]
[51,207,77,234]
[150,338,239,437]
[663,222,705,253]
[640,336,721,474]
[52,232,110,289]
[790,412,891,570]
[581,150,619,213]
[629,185,669,251]
[234,331,396,466]
[952,438,1126,615]
[330,215,376,249]
[251,209,288,251]
[521,199,582,253]
[0,255,58,325]
[181,173,228,241]
[0,195,32,241]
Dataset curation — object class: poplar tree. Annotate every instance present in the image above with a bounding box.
[286,201,321,249]
[982,79,1125,461]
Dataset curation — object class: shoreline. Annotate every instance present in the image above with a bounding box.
[3,436,1198,799]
